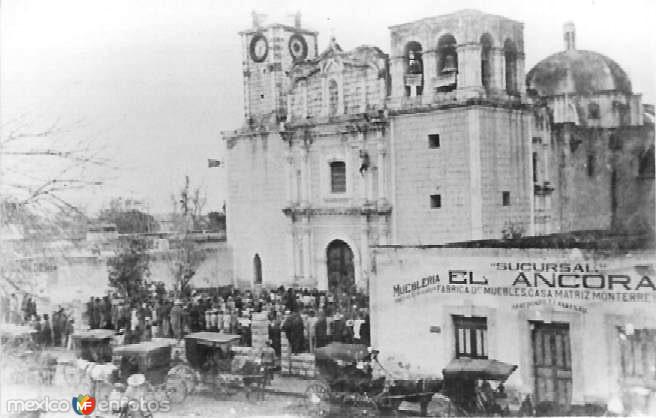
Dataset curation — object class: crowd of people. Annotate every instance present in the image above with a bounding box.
[1,292,76,348]
[86,286,370,357]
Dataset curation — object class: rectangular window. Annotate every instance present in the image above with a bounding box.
[330,161,346,193]
[430,194,441,208]
[532,152,538,182]
[428,134,440,148]
[502,191,511,206]
[588,102,600,119]
[619,328,656,380]
[587,154,595,177]
[453,316,488,359]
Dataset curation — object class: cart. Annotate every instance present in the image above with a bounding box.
[166,332,264,401]
[441,357,518,416]
[112,339,181,406]
[0,324,37,358]
[305,343,442,416]
[71,329,115,363]
[0,324,49,385]
[113,340,173,383]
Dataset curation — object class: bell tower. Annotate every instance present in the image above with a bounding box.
[240,11,318,126]
[389,9,526,103]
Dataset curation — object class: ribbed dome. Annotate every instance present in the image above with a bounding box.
[527,49,632,97]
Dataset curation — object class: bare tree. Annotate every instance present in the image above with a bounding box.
[0,117,111,297]
[166,176,208,296]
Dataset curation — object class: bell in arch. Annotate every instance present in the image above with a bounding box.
[407,50,423,74]
[442,54,457,73]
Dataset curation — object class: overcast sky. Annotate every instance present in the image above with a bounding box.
[2,0,654,215]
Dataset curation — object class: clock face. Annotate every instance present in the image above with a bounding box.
[288,34,308,62]
[250,34,268,63]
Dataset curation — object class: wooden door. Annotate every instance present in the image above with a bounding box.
[326,240,355,296]
[532,322,572,414]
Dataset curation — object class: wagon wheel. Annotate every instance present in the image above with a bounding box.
[304,381,331,416]
[148,382,171,406]
[167,364,197,394]
[350,396,379,417]
[376,393,402,416]
[213,374,238,400]
[165,376,187,404]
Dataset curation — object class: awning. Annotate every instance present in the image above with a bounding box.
[442,358,517,381]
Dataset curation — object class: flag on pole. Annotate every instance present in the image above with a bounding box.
[208,159,222,168]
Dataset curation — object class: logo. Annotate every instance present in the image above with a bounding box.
[72,394,95,415]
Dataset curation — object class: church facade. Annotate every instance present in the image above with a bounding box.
[222,9,654,292]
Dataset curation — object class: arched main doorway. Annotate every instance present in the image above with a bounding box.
[253,254,262,285]
[326,240,355,297]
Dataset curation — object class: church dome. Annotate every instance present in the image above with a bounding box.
[526,22,632,97]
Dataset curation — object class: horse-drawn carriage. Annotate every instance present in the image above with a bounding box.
[305,343,517,417]
[166,332,266,401]
[305,343,442,416]
[0,324,55,385]
[71,329,115,363]
[441,357,518,416]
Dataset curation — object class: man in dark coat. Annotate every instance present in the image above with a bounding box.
[42,314,52,346]
[315,311,328,348]
[86,297,95,328]
[170,300,183,340]
[283,311,304,354]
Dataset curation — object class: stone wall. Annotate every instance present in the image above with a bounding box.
[390,105,531,244]
[225,131,291,287]
[479,107,532,238]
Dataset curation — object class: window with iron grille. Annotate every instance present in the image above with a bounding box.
[330,161,346,193]
[453,315,488,359]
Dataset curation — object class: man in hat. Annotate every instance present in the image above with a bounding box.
[42,314,52,346]
[170,300,183,340]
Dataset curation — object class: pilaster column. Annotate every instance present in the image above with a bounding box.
[304,146,312,206]
[516,53,527,96]
[320,76,328,117]
[360,216,370,291]
[456,43,483,99]
[422,50,438,103]
[294,229,303,283]
[376,133,388,207]
[378,215,390,245]
[390,57,405,98]
[491,48,506,94]
[302,217,312,284]
[288,223,297,283]
[300,146,310,208]
[285,150,296,206]
[302,81,309,118]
